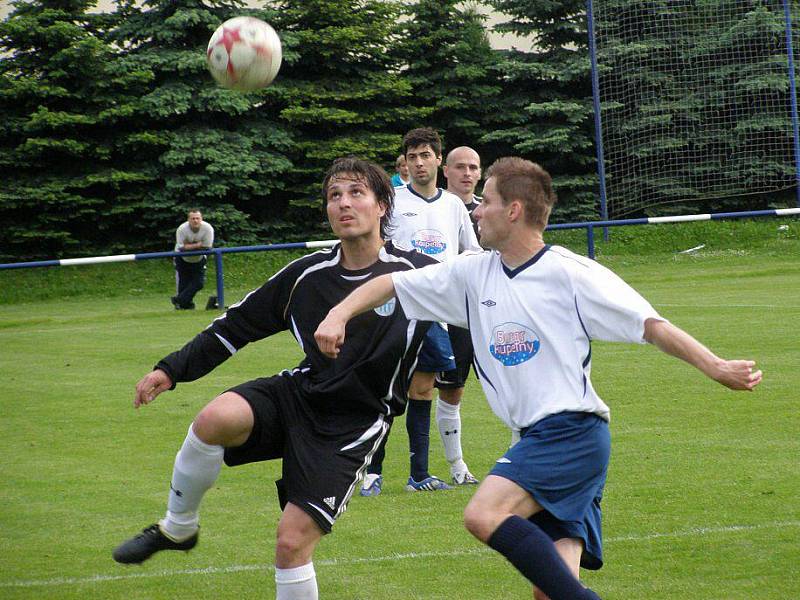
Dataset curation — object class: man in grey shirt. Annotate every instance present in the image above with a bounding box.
[172,209,214,310]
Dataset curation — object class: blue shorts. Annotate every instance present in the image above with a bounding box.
[416,322,456,372]
[490,411,610,570]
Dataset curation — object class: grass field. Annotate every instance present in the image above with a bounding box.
[1,224,799,599]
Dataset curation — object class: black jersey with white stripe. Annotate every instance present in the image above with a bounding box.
[156,241,435,417]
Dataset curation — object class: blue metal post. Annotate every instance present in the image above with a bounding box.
[784,0,800,207]
[587,0,610,240]
[586,224,596,259]
[214,250,224,309]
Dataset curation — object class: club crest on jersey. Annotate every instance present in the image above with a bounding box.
[489,322,540,366]
[411,229,446,255]
[373,297,396,317]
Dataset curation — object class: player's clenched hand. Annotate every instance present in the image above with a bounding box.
[713,359,763,391]
[315,310,347,359]
[134,369,173,408]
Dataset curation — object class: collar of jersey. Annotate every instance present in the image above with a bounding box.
[501,244,551,279]
[405,184,443,203]
[332,242,397,276]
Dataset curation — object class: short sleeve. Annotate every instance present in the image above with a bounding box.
[572,259,663,344]
[392,258,469,328]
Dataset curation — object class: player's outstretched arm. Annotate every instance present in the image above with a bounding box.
[643,318,762,391]
[315,274,397,359]
[134,368,174,408]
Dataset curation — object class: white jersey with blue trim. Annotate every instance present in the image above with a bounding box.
[390,184,481,262]
[391,245,664,430]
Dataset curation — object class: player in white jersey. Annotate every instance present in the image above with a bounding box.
[315,157,762,600]
[360,127,482,495]
[438,145,485,456]
[443,145,482,238]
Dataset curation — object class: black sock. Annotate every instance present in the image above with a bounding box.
[405,398,431,481]
[488,516,600,600]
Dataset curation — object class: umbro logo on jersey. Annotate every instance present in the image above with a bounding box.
[481,299,497,307]
[496,457,512,464]
[402,212,417,217]
[323,496,336,510]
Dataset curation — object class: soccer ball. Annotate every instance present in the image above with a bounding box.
[206,17,282,92]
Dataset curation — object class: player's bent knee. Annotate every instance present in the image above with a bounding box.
[192,392,253,447]
[409,371,435,399]
[439,387,463,405]
[275,505,322,567]
[275,529,309,562]
[463,501,494,543]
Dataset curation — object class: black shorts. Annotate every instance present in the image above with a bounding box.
[435,325,474,389]
[223,374,390,534]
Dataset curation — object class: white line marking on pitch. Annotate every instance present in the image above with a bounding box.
[655,303,791,309]
[2,521,798,589]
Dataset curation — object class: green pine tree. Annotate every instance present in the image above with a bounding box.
[269,0,417,238]
[394,0,502,155]
[593,0,799,217]
[106,0,294,248]
[0,0,153,260]
[484,0,599,222]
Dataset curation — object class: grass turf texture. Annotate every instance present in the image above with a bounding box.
[1,219,798,598]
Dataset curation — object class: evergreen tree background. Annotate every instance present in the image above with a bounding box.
[393,0,502,155]
[594,0,800,218]
[0,0,153,259]
[0,0,797,261]
[270,0,416,240]
[106,0,293,249]
[484,0,599,223]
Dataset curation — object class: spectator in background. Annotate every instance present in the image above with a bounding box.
[390,154,410,187]
[172,209,214,310]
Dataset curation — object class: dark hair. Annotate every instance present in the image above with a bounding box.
[485,157,558,229]
[322,156,395,239]
[402,127,442,158]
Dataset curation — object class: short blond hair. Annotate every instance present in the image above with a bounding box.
[485,157,557,229]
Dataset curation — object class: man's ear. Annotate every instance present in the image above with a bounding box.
[508,200,524,223]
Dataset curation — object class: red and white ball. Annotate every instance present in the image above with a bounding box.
[206,17,282,92]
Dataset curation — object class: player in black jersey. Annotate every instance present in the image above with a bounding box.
[112,157,435,600]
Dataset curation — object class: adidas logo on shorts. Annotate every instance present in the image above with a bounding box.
[323,496,336,510]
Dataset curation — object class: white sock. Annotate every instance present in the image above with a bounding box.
[161,425,224,540]
[275,562,318,600]
[362,473,380,488]
[436,398,466,471]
